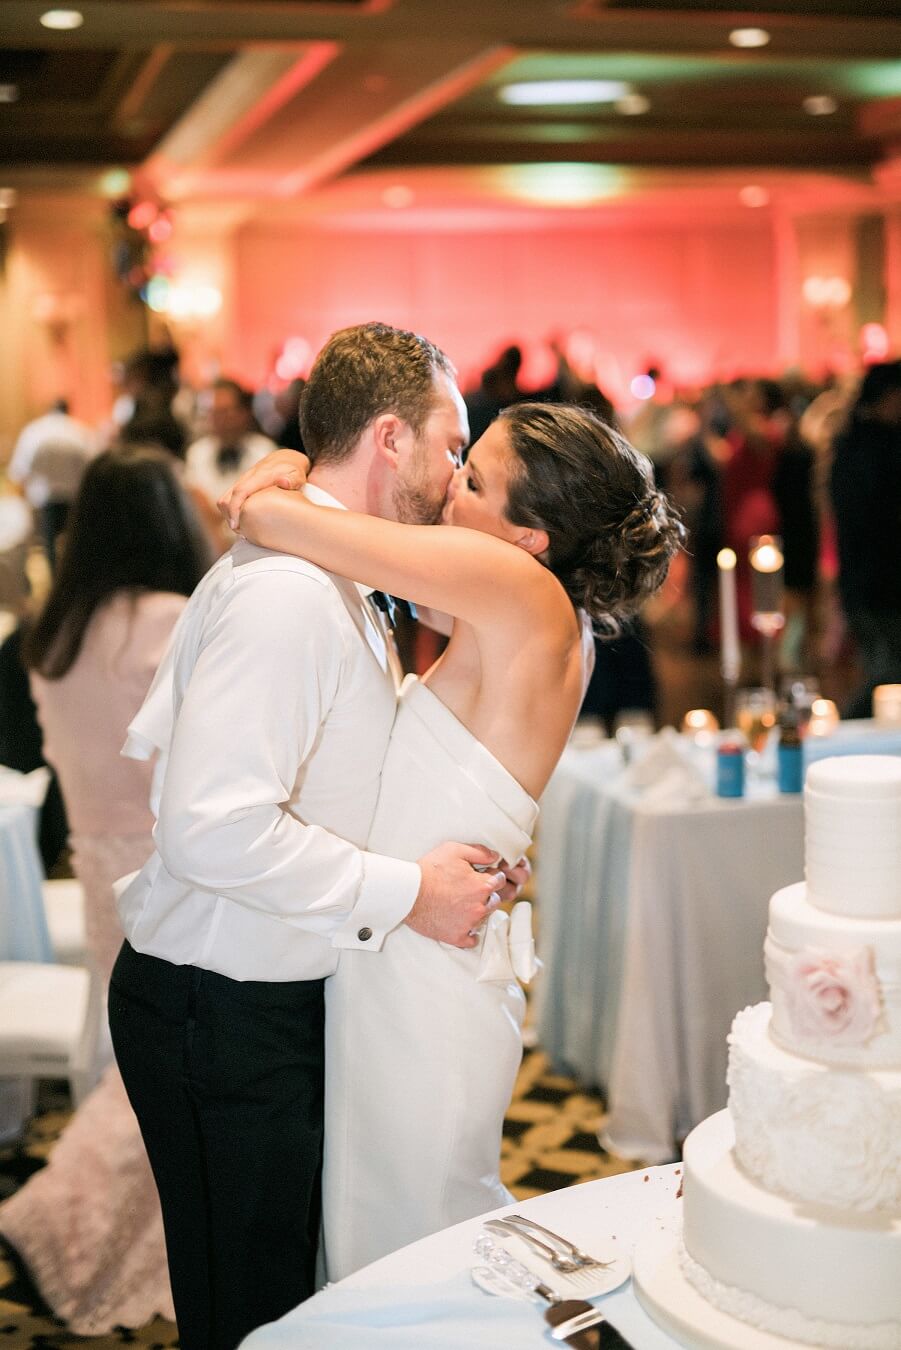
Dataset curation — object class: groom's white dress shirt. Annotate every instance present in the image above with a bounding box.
[117,485,421,982]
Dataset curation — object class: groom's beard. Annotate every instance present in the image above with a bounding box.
[392,448,446,525]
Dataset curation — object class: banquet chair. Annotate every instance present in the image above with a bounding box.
[0,959,102,1109]
[41,877,87,966]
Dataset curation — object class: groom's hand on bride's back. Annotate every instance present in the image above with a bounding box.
[407,843,506,948]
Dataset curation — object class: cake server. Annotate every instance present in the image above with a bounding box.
[471,1255,604,1347]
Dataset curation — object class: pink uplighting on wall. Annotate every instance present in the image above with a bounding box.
[229,216,778,399]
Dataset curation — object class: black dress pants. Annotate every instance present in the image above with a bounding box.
[109,941,325,1350]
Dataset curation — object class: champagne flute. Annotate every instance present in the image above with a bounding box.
[735,687,778,774]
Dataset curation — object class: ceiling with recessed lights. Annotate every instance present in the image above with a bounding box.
[0,0,900,215]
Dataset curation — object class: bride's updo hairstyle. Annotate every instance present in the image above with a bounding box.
[499,402,685,635]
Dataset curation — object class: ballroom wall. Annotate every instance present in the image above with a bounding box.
[228,214,779,400]
[1,195,900,449]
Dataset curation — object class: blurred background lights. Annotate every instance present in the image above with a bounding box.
[274,336,313,383]
[167,281,222,321]
[803,94,838,115]
[147,215,173,243]
[499,80,630,106]
[860,323,890,362]
[630,373,657,400]
[40,9,83,28]
[126,200,158,231]
[739,185,770,207]
[99,168,131,198]
[802,274,852,309]
[615,93,651,116]
[729,27,770,47]
[143,275,171,313]
[143,277,221,321]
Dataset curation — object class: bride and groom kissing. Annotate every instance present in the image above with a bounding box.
[108,321,684,1350]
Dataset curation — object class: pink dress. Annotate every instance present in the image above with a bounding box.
[0,590,185,1334]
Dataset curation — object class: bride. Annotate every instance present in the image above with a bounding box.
[223,400,683,1279]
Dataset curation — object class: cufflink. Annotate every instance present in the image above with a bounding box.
[357,926,373,942]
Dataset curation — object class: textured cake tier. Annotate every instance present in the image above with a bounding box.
[805,756,901,918]
[729,1002,901,1211]
[766,882,901,1067]
[682,1110,901,1348]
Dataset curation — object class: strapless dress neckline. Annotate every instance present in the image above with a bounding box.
[398,673,538,826]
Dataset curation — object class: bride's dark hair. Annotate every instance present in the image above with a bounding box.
[499,402,685,635]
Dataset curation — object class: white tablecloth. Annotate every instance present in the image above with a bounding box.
[241,1164,685,1349]
[535,741,804,1163]
[0,800,52,962]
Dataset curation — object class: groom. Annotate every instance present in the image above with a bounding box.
[109,323,514,1350]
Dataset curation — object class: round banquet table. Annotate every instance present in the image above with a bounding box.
[239,1163,684,1349]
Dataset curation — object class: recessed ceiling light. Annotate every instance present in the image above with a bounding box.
[729,27,770,48]
[740,185,770,207]
[499,80,630,107]
[0,85,19,103]
[40,9,84,29]
[803,95,838,116]
[616,93,651,116]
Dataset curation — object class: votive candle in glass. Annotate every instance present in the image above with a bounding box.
[807,697,839,737]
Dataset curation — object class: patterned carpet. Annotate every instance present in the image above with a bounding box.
[0,1048,637,1348]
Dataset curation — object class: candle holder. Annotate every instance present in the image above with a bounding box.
[873,685,901,726]
[808,698,840,738]
[717,547,740,726]
[749,534,785,693]
[681,708,720,746]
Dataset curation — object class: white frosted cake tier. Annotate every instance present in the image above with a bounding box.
[804,756,901,918]
[728,1002,901,1211]
[681,1110,901,1349]
[766,881,901,1068]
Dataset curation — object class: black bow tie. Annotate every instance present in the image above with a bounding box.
[371,591,418,627]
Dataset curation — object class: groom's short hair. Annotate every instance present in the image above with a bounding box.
[300,322,456,465]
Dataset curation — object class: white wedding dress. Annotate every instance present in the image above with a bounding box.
[322,674,539,1281]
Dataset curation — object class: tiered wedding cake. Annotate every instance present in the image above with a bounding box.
[635,755,901,1350]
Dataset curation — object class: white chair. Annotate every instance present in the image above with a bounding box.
[41,877,87,966]
[0,961,102,1107]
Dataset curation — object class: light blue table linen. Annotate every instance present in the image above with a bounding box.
[0,802,52,961]
[240,1269,677,1349]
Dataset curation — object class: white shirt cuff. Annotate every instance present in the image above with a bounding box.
[331,853,421,951]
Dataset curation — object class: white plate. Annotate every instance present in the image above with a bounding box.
[481,1227,631,1299]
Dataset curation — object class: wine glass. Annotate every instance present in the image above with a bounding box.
[734,687,778,776]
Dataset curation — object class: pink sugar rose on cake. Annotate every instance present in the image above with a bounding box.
[784,946,882,1045]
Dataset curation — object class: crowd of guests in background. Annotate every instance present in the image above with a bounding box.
[3,338,901,739]
[4,339,901,706]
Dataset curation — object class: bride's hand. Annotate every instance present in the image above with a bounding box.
[218,449,310,530]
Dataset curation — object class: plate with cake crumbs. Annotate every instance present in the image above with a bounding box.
[479,1225,631,1299]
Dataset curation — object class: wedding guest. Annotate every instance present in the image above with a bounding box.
[830,360,901,717]
[7,398,96,568]
[0,446,211,1334]
[185,377,276,506]
[0,624,68,873]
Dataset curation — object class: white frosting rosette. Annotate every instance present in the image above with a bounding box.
[728,1004,901,1212]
